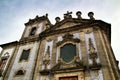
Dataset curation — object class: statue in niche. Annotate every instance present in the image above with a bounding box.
[88,38,98,65]
[43,46,50,69]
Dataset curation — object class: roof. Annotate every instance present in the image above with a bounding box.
[0,41,18,48]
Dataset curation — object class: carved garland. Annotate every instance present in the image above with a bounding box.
[57,33,80,46]
[88,38,101,70]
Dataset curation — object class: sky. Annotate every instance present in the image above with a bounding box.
[0,0,120,67]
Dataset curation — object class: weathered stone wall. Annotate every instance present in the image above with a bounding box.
[7,42,39,80]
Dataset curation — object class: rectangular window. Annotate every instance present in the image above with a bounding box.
[19,49,30,62]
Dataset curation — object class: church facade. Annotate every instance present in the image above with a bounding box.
[0,11,120,80]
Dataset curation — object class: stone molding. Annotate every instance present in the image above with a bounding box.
[57,33,80,46]
[24,15,50,26]
[39,20,111,43]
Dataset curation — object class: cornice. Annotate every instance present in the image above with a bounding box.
[47,18,110,31]
[57,33,80,46]
[19,36,39,45]
[24,15,51,26]
[39,20,111,42]
[0,41,18,49]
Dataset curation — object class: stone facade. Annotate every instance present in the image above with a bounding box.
[0,11,120,80]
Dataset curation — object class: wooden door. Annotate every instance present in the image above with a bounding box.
[59,76,78,80]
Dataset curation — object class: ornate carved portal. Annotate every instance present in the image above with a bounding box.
[59,76,78,80]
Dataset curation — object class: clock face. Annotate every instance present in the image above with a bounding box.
[60,44,76,62]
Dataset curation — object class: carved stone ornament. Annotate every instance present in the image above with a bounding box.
[85,29,93,34]
[50,61,85,74]
[64,11,72,19]
[76,11,82,19]
[88,38,101,70]
[57,33,80,46]
[88,12,95,20]
[88,38,98,65]
[43,46,50,70]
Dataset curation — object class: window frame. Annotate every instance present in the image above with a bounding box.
[29,27,37,36]
[19,49,31,62]
[60,43,76,63]
[58,41,79,64]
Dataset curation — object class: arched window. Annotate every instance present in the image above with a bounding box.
[30,27,36,36]
[15,69,26,76]
[16,70,24,75]
[60,43,76,62]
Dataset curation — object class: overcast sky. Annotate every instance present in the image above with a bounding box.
[0,0,120,67]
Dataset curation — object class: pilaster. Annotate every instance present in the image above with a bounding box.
[33,40,46,80]
[51,37,57,68]
[30,41,41,80]
[80,31,88,65]
[93,27,114,80]
[79,31,90,79]
[3,45,19,80]
[102,31,120,79]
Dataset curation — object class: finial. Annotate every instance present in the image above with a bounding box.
[64,11,72,19]
[55,17,60,23]
[29,19,32,21]
[36,15,39,18]
[76,11,82,19]
[88,12,95,20]
[45,13,48,17]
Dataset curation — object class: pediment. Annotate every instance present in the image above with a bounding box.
[51,18,84,31]
[54,21,79,30]
[39,19,111,43]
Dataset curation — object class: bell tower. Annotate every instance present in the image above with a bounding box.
[20,14,51,42]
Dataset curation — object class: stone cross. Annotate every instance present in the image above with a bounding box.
[64,11,72,19]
